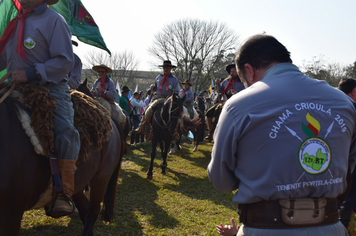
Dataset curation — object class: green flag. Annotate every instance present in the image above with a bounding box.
[49,0,111,55]
[0,0,20,36]
[0,0,21,76]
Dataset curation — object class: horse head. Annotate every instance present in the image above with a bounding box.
[77,78,93,98]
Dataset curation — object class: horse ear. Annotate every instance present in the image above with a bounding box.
[84,78,88,86]
[182,94,186,102]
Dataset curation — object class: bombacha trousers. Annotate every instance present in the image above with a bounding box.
[44,81,80,160]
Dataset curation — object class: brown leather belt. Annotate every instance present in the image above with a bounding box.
[238,198,340,229]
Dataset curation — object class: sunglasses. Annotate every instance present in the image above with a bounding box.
[98,70,106,74]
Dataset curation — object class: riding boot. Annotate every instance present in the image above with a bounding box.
[204,117,213,141]
[52,159,77,218]
[134,116,148,134]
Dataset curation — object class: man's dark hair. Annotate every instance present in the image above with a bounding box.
[338,78,356,94]
[235,34,292,73]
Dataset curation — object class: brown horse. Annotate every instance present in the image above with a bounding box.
[0,94,125,236]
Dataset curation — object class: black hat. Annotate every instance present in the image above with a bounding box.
[133,91,139,96]
[338,78,356,94]
[181,79,192,86]
[122,86,130,93]
[159,60,177,68]
[226,64,236,74]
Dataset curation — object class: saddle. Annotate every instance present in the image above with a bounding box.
[12,84,112,163]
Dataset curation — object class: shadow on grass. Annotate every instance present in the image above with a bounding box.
[20,220,82,236]
[115,168,179,235]
[163,168,236,211]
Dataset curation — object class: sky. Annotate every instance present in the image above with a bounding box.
[73,0,356,71]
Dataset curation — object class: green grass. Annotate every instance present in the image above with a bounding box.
[20,138,238,236]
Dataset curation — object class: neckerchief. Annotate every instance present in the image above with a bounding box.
[182,89,186,97]
[0,2,45,60]
[99,76,108,100]
[221,77,239,96]
[127,96,132,111]
[158,73,171,92]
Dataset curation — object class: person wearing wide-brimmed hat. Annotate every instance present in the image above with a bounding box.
[119,86,132,115]
[179,79,195,118]
[134,60,180,134]
[215,64,245,100]
[0,0,80,217]
[91,64,116,101]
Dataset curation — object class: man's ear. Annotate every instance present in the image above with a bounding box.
[243,63,256,83]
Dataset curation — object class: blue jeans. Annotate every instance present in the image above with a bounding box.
[44,81,80,160]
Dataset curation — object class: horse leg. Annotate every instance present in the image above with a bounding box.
[176,136,182,151]
[147,137,158,180]
[0,209,23,236]
[161,141,171,175]
[72,191,90,224]
[80,176,112,236]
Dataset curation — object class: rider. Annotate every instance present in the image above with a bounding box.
[134,60,179,134]
[179,79,195,119]
[91,64,126,128]
[0,0,80,217]
[204,64,245,141]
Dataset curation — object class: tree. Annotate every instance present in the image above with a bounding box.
[300,55,347,87]
[83,50,139,89]
[345,61,356,79]
[148,18,239,94]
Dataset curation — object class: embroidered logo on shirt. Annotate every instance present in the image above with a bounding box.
[297,113,331,175]
[24,37,36,50]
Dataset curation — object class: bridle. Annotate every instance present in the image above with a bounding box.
[154,97,181,129]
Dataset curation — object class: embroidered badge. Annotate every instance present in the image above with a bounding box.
[24,37,36,50]
[168,85,172,90]
[297,112,331,175]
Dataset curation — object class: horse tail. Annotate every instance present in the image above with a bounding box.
[101,118,125,222]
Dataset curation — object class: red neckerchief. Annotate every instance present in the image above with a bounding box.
[221,78,239,96]
[0,2,45,60]
[127,96,132,111]
[99,76,109,100]
[182,89,186,96]
[158,73,171,92]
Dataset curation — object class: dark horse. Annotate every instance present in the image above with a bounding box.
[175,109,205,152]
[147,93,186,180]
[0,90,126,235]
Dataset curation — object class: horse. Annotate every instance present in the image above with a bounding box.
[0,89,126,236]
[173,109,205,153]
[77,78,130,138]
[147,93,186,180]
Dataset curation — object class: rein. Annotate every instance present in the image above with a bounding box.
[0,71,15,104]
[154,98,180,129]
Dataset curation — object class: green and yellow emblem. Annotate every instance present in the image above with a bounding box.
[23,37,36,50]
[298,113,331,175]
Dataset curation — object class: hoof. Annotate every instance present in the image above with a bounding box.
[161,170,166,175]
[193,146,198,152]
[147,174,153,180]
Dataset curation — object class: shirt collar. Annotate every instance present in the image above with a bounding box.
[261,63,301,81]
[34,2,47,14]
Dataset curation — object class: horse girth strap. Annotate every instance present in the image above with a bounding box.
[0,71,16,104]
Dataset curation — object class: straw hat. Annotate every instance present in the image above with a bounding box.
[92,64,113,74]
